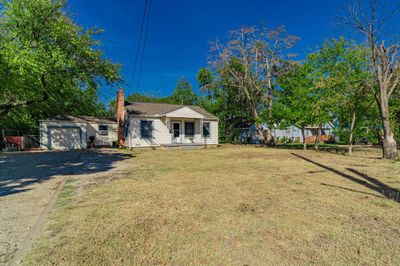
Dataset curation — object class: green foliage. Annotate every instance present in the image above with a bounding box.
[0,0,121,129]
[197,68,213,93]
[125,93,164,103]
[307,38,375,143]
[390,94,400,142]
[274,38,378,145]
[168,78,198,105]
[275,62,317,130]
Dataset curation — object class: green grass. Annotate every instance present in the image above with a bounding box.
[55,179,77,209]
[23,145,400,265]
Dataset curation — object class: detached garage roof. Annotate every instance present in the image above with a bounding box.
[125,102,218,120]
[40,115,116,124]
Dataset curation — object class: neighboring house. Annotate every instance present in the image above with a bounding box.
[122,100,219,149]
[238,123,335,144]
[40,116,118,150]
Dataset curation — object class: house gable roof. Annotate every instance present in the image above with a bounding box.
[125,102,218,120]
[165,106,205,119]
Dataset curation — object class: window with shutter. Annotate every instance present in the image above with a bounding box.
[140,120,153,139]
[203,122,210,137]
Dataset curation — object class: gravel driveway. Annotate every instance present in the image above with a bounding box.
[0,150,133,265]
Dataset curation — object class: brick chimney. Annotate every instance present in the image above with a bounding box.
[116,89,125,147]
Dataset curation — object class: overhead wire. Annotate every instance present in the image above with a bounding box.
[135,0,153,91]
[129,0,152,92]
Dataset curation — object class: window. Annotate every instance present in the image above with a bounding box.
[98,125,108,136]
[140,120,153,139]
[203,122,210,137]
[185,122,194,137]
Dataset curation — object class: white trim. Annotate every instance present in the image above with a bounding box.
[171,121,182,143]
[165,106,205,119]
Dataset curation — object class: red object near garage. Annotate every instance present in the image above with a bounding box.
[4,136,24,149]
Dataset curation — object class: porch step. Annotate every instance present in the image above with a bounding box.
[162,143,206,150]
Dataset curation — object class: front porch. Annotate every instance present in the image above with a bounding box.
[165,117,211,145]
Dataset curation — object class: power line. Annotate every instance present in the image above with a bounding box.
[136,0,153,90]
[129,0,148,87]
[129,0,152,92]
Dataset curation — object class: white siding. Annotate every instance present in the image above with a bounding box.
[273,126,303,139]
[40,121,118,150]
[127,116,219,147]
[128,117,171,147]
[202,120,218,145]
[87,122,118,147]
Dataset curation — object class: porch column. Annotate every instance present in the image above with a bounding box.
[200,118,203,144]
[166,117,170,130]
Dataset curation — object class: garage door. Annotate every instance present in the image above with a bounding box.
[49,127,82,150]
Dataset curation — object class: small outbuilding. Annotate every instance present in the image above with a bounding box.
[40,116,118,150]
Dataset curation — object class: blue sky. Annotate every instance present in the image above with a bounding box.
[68,0,352,103]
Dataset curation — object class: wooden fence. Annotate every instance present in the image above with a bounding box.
[303,135,334,144]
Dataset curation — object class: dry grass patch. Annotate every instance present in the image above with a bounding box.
[24,145,400,265]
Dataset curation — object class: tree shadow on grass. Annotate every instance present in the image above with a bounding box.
[275,144,348,155]
[0,150,134,197]
[320,183,384,199]
[292,153,400,203]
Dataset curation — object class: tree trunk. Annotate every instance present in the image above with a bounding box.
[379,91,399,159]
[265,71,275,147]
[301,127,306,150]
[348,110,356,156]
[251,105,269,146]
[314,126,321,151]
[256,124,267,146]
[265,128,274,146]
[375,129,385,158]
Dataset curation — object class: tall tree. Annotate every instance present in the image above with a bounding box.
[0,0,120,129]
[197,67,253,143]
[308,38,371,154]
[275,63,317,150]
[207,25,299,145]
[343,0,400,159]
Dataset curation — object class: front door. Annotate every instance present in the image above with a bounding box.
[172,122,181,143]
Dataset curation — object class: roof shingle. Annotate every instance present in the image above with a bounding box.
[125,102,218,120]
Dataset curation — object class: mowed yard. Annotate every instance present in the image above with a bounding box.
[24,145,400,265]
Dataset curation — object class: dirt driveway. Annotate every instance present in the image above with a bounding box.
[0,149,134,265]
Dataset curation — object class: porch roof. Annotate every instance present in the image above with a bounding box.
[125,102,218,121]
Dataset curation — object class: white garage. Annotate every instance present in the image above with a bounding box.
[40,116,118,150]
[48,127,83,150]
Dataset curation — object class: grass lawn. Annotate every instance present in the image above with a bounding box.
[24,145,400,265]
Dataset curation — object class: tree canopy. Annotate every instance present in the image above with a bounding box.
[0,0,121,129]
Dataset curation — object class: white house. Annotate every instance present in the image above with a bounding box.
[122,101,219,149]
[39,90,219,150]
[40,116,118,150]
